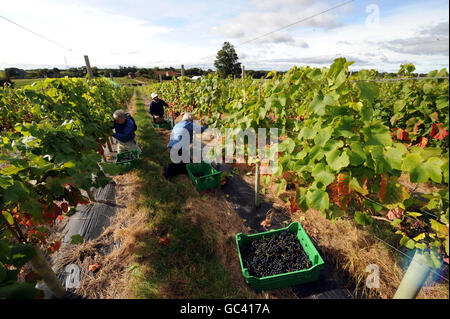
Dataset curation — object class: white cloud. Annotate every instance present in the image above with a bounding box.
[213,0,346,42]
[381,22,449,55]
[233,2,449,72]
[1,0,171,68]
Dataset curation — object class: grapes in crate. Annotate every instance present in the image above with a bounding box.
[240,230,311,278]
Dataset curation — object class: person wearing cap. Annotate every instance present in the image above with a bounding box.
[149,93,168,124]
[164,112,208,178]
[112,109,140,153]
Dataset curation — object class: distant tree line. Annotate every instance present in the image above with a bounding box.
[2,66,216,81]
[2,65,284,82]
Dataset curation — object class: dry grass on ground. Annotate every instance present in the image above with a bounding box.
[52,172,149,298]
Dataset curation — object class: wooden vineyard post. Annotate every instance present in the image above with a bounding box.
[106,137,113,152]
[255,158,261,208]
[254,77,264,208]
[84,55,94,79]
[258,83,262,102]
[241,65,245,82]
[181,64,185,77]
[30,245,66,298]
[159,74,163,83]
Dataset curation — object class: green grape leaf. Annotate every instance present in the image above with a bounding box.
[312,163,335,187]
[325,149,350,171]
[70,234,84,245]
[362,124,392,147]
[306,188,329,211]
[357,81,379,105]
[400,236,416,250]
[0,283,40,299]
[354,211,374,226]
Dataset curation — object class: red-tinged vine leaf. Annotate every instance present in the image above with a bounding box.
[289,196,300,214]
[349,176,369,196]
[396,128,410,142]
[60,202,69,213]
[158,236,170,246]
[88,262,101,272]
[24,270,42,284]
[378,174,388,203]
[378,176,410,208]
[387,207,404,221]
[413,120,424,135]
[47,241,61,254]
[430,123,449,141]
[260,219,271,228]
[97,143,104,156]
[418,137,428,148]
[329,173,352,211]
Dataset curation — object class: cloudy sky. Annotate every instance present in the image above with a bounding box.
[0,0,448,72]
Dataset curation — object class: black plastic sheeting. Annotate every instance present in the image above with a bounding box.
[214,162,361,299]
[62,182,118,245]
[37,181,121,298]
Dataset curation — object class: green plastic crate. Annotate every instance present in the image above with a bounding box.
[153,120,172,129]
[115,149,140,173]
[235,221,324,292]
[186,161,222,192]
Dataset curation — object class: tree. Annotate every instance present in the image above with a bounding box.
[214,42,241,77]
[185,68,207,77]
[5,67,26,78]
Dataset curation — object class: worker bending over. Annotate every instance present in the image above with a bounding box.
[112,109,140,153]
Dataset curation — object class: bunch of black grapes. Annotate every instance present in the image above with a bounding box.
[240,230,311,278]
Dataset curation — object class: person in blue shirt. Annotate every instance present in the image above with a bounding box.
[112,109,140,153]
[149,93,168,123]
[164,112,207,179]
[167,112,207,149]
